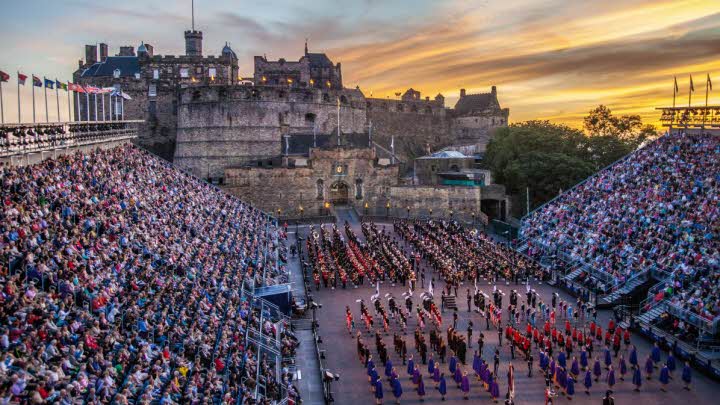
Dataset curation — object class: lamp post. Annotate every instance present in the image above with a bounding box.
[449,209,454,220]
[386,201,390,218]
[324,201,330,216]
[406,206,410,219]
[472,212,476,225]
[298,205,304,233]
[364,201,369,216]
[429,208,433,218]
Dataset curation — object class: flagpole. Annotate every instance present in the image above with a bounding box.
[94,93,98,121]
[67,83,71,122]
[32,78,36,123]
[704,75,710,129]
[55,81,60,122]
[101,92,105,121]
[44,78,49,122]
[121,96,124,120]
[0,80,4,124]
[336,97,340,146]
[17,72,21,123]
[76,90,80,122]
[85,92,90,121]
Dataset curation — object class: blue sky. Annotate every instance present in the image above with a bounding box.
[1,0,720,126]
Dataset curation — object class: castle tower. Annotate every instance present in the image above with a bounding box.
[184,30,203,56]
[184,0,202,56]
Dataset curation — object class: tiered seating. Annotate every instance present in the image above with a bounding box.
[1,122,135,154]
[521,132,719,339]
[0,144,295,403]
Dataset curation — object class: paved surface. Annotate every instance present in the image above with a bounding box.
[295,218,720,405]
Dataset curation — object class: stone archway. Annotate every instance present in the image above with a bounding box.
[329,181,349,205]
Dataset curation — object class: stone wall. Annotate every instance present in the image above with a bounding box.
[175,86,368,178]
[222,147,398,215]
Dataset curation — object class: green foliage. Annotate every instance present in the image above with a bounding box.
[484,106,658,215]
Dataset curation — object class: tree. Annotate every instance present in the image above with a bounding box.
[484,108,658,217]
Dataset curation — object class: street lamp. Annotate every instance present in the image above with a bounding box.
[429,208,433,218]
[449,209,454,219]
[406,206,410,218]
[298,205,304,233]
[472,212,476,225]
[386,201,390,217]
[324,201,330,216]
[277,208,282,218]
[364,201,369,216]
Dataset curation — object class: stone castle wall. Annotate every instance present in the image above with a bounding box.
[175,86,367,178]
[222,147,398,214]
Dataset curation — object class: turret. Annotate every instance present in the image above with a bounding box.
[184,30,203,57]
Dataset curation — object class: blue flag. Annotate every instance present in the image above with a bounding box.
[44,78,54,89]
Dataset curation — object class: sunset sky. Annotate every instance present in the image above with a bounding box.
[1,0,719,127]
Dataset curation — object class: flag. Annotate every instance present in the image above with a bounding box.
[69,83,85,93]
[708,74,713,91]
[56,79,67,91]
[690,75,694,92]
[0,71,9,82]
[674,76,678,93]
[32,75,42,87]
[44,78,54,89]
[85,86,100,94]
[17,73,27,85]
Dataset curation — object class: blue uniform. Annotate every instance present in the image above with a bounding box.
[633,367,642,387]
[629,347,638,366]
[428,358,435,374]
[375,380,384,399]
[667,354,676,372]
[407,359,414,376]
[567,375,575,396]
[449,356,457,374]
[659,366,670,385]
[580,350,588,369]
[604,348,612,367]
[584,370,593,390]
[558,352,567,369]
[571,358,580,376]
[385,360,393,378]
[392,378,403,399]
[439,376,447,395]
[607,369,616,387]
[651,345,661,363]
[682,364,692,384]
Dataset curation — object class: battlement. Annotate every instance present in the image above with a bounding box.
[179,84,366,107]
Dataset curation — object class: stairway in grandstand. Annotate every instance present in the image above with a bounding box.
[636,304,665,326]
[600,272,648,305]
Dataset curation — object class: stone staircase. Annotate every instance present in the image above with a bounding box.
[444,295,458,310]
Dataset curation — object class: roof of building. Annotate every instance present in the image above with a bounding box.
[305,52,334,67]
[418,150,468,159]
[222,42,237,59]
[454,92,497,115]
[81,56,140,78]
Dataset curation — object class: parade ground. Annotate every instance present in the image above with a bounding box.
[297,220,720,405]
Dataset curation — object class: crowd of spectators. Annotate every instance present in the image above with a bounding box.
[522,132,719,326]
[0,145,298,403]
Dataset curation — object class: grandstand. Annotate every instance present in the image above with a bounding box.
[519,131,720,369]
[0,122,299,404]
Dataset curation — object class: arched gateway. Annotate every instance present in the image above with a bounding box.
[329,181,349,205]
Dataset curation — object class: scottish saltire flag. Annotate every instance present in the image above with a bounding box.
[44,78,54,89]
[32,75,42,87]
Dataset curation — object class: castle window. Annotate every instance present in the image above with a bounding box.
[355,179,363,200]
[340,95,348,104]
[153,69,159,80]
[195,66,202,74]
[397,104,404,112]
[180,68,189,78]
[305,113,316,124]
[192,90,201,101]
[316,179,324,200]
[278,90,286,99]
[322,93,330,103]
[148,84,157,97]
[450,164,460,172]
[208,68,216,79]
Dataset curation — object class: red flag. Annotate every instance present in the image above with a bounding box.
[0,71,9,82]
[85,85,100,94]
[17,73,27,85]
[68,83,86,93]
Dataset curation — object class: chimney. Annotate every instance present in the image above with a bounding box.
[118,46,135,56]
[491,86,497,94]
[460,88,466,98]
[85,44,98,65]
[99,43,109,62]
[78,59,83,69]
[184,30,203,57]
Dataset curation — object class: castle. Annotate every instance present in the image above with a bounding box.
[73,25,511,221]
[73,28,509,173]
